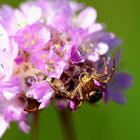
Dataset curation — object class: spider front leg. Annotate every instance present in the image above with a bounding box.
[97,55,115,83]
[94,54,109,78]
[86,54,109,78]
[102,55,115,83]
[77,84,84,101]
[68,84,84,110]
[79,71,89,82]
[49,81,71,99]
[68,83,84,100]
[75,101,83,110]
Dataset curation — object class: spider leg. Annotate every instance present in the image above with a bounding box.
[98,55,115,83]
[72,84,84,110]
[78,84,84,101]
[75,101,83,109]
[86,54,109,79]
[85,66,96,73]
[79,71,89,82]
[94,54,109,78]
[57,90,70,98]
[68,82,84,100]
[68,85,79,100]
[49,82,70,98]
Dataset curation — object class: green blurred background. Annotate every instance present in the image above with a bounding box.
[0,0,139,140]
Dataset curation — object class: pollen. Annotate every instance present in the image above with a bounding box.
[24,33,31,39]
[25,42,29,48]
[90,43,94,48]
[46,60,55,72]
[81,44,86,52]
[49,60,54,64]
[31,39,36,45]
[47,67,54,72]
[27,33,31,38]
[54,44,61,49]
[86,48,92,53]
[81,44,92,53]
[41,53,47,59]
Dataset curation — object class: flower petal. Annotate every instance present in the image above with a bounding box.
[19,121,30,133]
[0,115,9,138]
[27,81,54,109]
[109,91,126,104]
[95,42,109,55]
[86,53,99,62]
[0,24,9,51]
[70,45,85,63]
[20,4,42,25]
[77,7,97,29]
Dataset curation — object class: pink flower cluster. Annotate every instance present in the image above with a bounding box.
[0,0,132,137]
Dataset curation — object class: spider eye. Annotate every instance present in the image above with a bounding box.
[88,89,103,103]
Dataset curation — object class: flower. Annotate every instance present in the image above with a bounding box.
[0,0,132,137]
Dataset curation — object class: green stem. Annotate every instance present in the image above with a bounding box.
[32,111,39,140]
[58,109,77,140]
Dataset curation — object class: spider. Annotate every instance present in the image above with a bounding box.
[51,54,115,110]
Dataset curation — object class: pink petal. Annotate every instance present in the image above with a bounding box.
[95,42,109,55]
[87,53,99,62]
[89,23,103,33]
[20,4,42,25]
[39,27,50,44]
[0,24,9,51]
[19,121,30,133]
[0,115,9,138]
[77,7,97,29]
